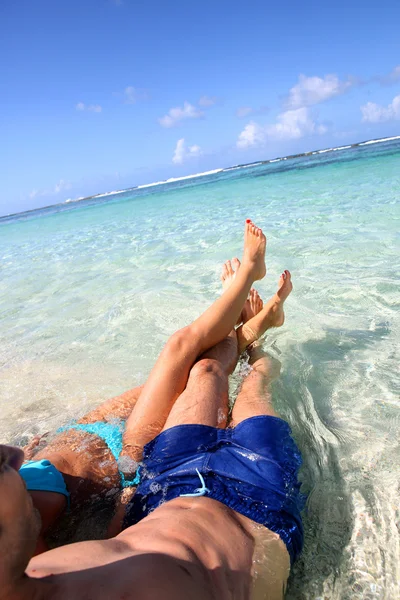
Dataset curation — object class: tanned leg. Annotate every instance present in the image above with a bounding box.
[163,330,238,430]
[77,385,145,424]
[230,346,282,426]
[121,221,266,464]
[230,347,292,598]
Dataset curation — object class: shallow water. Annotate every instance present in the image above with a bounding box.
[1,140,399,598]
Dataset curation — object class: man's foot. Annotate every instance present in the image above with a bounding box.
[242,288,263,324]
[241,220,267,281]
[237,270,293,353]
[220,258,263,324]
[221,257,241,291]
[263,270,293,329]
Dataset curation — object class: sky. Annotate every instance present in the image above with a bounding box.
[1,0,400,216]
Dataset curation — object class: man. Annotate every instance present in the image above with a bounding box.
[0,221,303,599]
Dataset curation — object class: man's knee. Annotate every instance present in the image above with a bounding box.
[190,358,224,381]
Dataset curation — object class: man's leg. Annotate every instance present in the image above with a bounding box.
[229,347,293,598]
[163,330,238,430]
[230,346,282,426]
[122,221,266,463]
[107,334,238,537]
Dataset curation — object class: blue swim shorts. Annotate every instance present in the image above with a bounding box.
[123,416,305,564]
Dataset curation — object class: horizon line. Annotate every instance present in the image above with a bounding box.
[1,133,399,221]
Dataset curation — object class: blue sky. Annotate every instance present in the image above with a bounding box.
[1,0,400,216]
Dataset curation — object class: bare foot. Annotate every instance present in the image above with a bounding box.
[221,258,263,324]
[237,270,293,353]
[22,433,49,460]
[266,269,293,328]
[242,220,267,281]
[220,257,241,291]
[242,287,263,324]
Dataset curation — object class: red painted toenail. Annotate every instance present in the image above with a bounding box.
[246,219,251,223]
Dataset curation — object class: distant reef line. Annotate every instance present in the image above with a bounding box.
[2,134,399,221]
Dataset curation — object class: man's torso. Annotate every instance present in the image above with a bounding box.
[26,497,289,600]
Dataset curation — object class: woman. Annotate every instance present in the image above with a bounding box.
[19,383,143,554]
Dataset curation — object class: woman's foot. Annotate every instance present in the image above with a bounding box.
[241,220,267,281]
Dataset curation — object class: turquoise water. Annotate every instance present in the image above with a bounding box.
[1,139,399,598]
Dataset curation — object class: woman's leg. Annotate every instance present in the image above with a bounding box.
[77,385,145,424]
[122,221,266,463]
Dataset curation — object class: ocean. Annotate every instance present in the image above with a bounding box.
[1,137,399,598]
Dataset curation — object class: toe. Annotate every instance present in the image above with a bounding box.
[226,260,233,275]
[255,292,262,312]
[221,264,228,280]
[232,257,241,271]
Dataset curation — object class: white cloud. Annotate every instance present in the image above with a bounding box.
[286,74,352,109]
[172,138,202,164]
[75,102,102,113]
[237,122,266,149]
[361,95,400,123]
[266,107,326,139]
[159,102,203,128]
[198,95,217,107]
[124,86,138,104]
[54,179,72,194]
[237,108,326,149]
[236,107,254,118]
[121,86,147,104]
[377,65,400,85]
[28,180,72,200]
[236,105,269,118]
[388,65,400,82]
